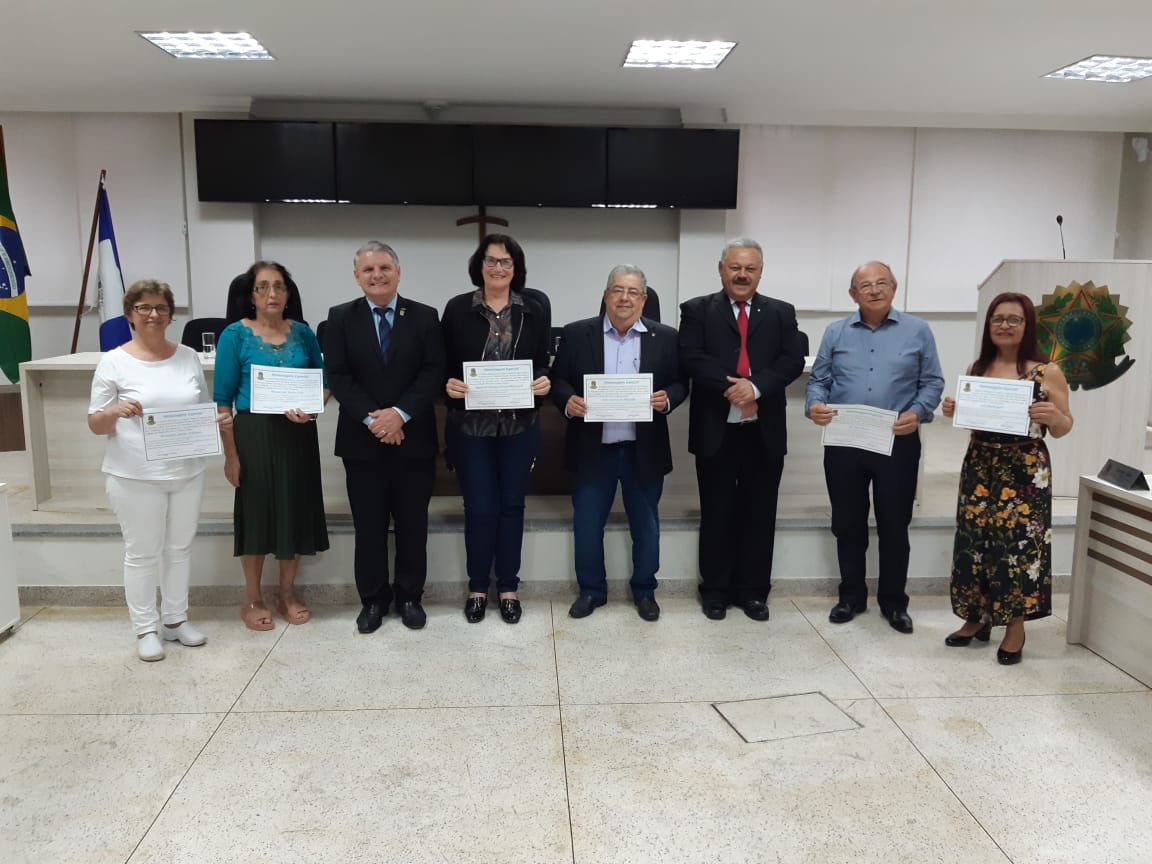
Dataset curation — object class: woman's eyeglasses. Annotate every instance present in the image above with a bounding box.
[990,315,1025,327]
[254,282,288,295]
[483,256,514,270]
[132,304,171,317]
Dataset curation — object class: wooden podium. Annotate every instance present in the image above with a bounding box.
[977,260,1150,497]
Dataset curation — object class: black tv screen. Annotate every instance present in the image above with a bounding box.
[473,125,607,207]
[194,120,336,203]
[335,123,473,205]
[607,128,739,208]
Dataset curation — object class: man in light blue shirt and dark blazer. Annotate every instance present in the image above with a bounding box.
[806,261,944,634]
[549,265,689,622]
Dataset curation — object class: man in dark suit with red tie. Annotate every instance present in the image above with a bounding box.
[679,238,806,621]
[324,241,445,634]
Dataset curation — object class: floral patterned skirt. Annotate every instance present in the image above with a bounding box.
[949,435,1052,624]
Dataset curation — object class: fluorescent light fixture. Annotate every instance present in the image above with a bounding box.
[138,31,274,60]
[591,203,661,209]
[1044,55,1152,83]
[275,199,350,204]
[624,40,736,70]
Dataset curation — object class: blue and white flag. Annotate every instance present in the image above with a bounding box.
[95,179,130,351]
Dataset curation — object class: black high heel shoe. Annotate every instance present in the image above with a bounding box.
[464,596,487,623]
[945,621,992,647]
[997,632,1026,665]
[499,598,522,624]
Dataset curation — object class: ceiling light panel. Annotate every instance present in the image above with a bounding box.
[1045,55,1152,83]
[624,40,736,70]
[138,31,274,60]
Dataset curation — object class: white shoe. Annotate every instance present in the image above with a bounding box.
[137,632,166,662]
[161,621,207,647]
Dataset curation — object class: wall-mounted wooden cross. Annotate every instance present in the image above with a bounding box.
[455,205,509,245]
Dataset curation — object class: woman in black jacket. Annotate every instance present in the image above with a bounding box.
[442,234,552,624]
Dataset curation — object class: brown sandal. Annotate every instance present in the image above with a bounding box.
[276,594,311,625]
[241,602,275,631]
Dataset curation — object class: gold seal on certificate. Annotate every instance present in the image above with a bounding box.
[250,365,325,415]
[820,404,897,455]
[141,404,222,462]
[583,374,653,422]
[951,376,1033,436]
[463,360,535,410]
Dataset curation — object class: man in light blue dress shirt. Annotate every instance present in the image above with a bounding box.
[806,261,944,634]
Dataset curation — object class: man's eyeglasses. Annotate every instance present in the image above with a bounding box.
[990,315,1026,327]
[483,256,515,270]
[132,304,171,317]
[606,287,645,300]
[854,279,894,293]
[254,282,288,295]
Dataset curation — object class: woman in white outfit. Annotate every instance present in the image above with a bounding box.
[87,280,232,661]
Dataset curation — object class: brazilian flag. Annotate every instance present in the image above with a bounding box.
[0,126,31,384]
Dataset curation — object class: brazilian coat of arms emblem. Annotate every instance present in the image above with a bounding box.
[1035,281,1134,391]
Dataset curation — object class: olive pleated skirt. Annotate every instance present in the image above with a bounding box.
[233,412,330,559]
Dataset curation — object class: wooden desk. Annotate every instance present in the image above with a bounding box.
[1067,474,1152,686]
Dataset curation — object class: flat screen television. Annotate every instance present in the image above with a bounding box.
[473,125,607,207]
[607,128,739,209]
[194,120,336,203]
[335,123,473,205]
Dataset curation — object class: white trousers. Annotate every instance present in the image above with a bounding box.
[105,473,205,635]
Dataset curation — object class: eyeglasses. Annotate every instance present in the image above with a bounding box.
[483,256,515,270]
[990,315,1026,327]
[606,287,646,299]
[132,304,171,317]
[254,282,288,295]
[854,279,894,293]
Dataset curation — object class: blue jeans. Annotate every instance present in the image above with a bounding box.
[571,442,663,602]
[447,422,541,594]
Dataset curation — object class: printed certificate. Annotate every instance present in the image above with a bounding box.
[250,365,325,415]
[952,376,1033,436]
[463,360,535,410]
[820,404,898,456]
[141,404,222,462]
[583,374,653,422]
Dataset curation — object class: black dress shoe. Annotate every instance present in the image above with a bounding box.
[634,597,660,622]
[997,632,1025,665]
[569,595,606,619]
[945,621,992,647]
[356,603,385,634]
[499,598,522,624]
[884,609,914,634]
[398,601,426,630]
[464,596,487,623]
[736,599,769,621]
[828,601,866,624]
[703,602,727,620]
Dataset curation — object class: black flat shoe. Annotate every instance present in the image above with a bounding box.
[569,595,606,619]
[702,601,727,620]
[634,597,660,622]
[499,598,522,624]
[356,603,385,634]
[945,621,992,647]
[997,633,1025,665]
[829,601,866,624]
[464,596,487,623]
[736,599,770,621]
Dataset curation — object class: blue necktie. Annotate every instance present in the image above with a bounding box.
[374,307,392,364]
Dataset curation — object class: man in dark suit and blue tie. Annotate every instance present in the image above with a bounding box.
[679,238,806,621]
[549,265,689,621]
[324,241,445,633]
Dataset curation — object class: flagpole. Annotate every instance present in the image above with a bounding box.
[70,170,106,354]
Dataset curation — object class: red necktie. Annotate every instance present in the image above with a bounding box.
[736,302,751,378]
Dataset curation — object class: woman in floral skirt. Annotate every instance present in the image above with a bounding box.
[942,292,1073,665]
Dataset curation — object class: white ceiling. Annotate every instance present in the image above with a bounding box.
[4,0,1152,130]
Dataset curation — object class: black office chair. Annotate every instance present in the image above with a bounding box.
[598,285,661,323]
[316,319,329,353]
[180,317,226,351]
[798,330,810,356]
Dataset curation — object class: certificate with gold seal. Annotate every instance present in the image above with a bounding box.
[141,404,222,462]
[462,360,535,410]
[583,374,653,422]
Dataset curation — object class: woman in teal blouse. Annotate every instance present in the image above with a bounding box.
[214,261,330,631]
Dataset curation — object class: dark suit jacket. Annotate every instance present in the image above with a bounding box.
[549,316,688,483]
[678,290,805,460]
[324,295,445,461]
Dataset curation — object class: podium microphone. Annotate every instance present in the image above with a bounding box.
[1056,214,1066,260]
